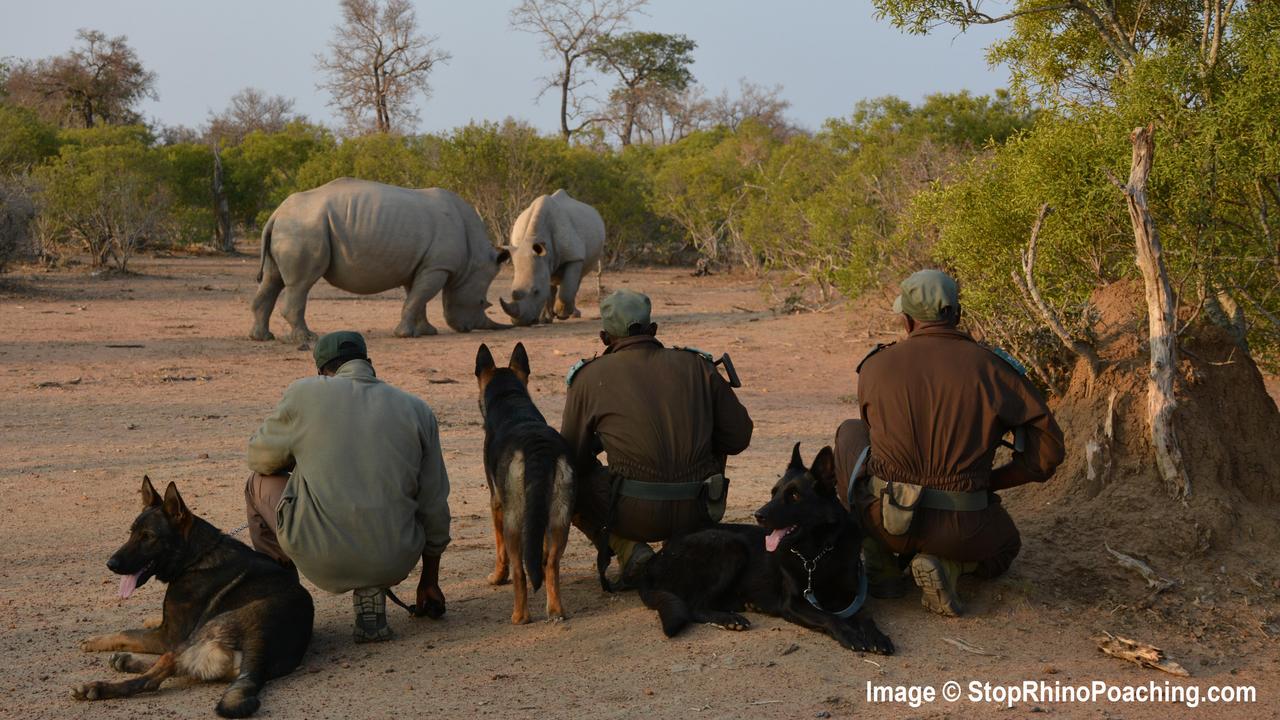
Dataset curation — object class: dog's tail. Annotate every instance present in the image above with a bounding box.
[639,587,692,638]
[520,437,562,592]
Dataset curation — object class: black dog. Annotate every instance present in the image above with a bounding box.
[639,444,893,654]
[74,477,314,717]
[476,342,575,624]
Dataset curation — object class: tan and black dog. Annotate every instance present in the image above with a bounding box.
[74,477,313,717]
[639,444,894,654]
[475,342,575,624]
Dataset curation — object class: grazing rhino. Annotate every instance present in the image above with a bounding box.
[498,190,605,326]
[250,178,511,342]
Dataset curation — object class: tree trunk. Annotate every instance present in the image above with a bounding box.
[212,145,233,253]
[1123,125,1191,499]
[560,53,573,141]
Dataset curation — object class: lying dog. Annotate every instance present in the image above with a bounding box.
[74,477,313,717]
[639,443,893,654]
[475,343,575,624]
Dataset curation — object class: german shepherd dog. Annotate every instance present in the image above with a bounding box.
[475,342,575,624]
[73,477,314,717]
[639,444,893,654]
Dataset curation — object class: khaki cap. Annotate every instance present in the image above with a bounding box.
[600,290,652,337]
[312,330,368,370]
[893,270,959,322]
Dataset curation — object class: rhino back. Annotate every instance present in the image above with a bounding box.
[281,178,468,295]
[548,190,604,266]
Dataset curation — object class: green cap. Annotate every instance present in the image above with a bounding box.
[893,269,959,322]
[600,290,652,337]
[313,330,368,370]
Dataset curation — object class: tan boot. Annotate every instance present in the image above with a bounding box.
[910,555,966,617]
[352,587,393,643]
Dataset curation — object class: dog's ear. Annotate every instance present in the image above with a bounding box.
[161,482,193,536]
[810,446,837,493]
[789,442,804,471]
[508,342,531,383]
[475,343,495,378]
[140,475,162,508]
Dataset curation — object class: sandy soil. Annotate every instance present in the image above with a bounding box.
[1,254,1276,719]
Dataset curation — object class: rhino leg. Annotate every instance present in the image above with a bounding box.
[396,267,448,338]
[280,283,320,344]
[540,285,557,324]
[554,261,584,321]
[250,257,284,341]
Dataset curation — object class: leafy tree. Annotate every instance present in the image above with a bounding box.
[510,0,647,141]
[34,128,170,270]
[589,31,696,146]
[0,103,59,173]
[224,122,334,226]
[3,29,156,128]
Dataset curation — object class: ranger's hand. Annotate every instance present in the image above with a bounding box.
[416,581,445,619]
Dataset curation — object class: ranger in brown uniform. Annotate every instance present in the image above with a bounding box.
[562,290,754,588]
[835,270,1065,616]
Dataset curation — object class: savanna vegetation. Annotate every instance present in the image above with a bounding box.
[2,0,1277,373]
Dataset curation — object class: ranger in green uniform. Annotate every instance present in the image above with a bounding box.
[561,290,754,588]
[245,331,451,642]
[835,270,1065,616]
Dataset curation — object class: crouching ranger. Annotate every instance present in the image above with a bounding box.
[835,270,1065,616]
[562,290,753,589]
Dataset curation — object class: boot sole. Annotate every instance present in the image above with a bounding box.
[911,556,964,617]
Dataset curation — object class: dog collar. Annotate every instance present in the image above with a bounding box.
[790,545,870,620]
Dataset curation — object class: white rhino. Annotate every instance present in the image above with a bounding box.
[498,190,605,326]
[250,177,511,342]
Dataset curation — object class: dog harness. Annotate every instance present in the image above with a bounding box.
[789,545,869,619]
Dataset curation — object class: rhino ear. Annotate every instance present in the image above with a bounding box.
[531,242,547,257]
[495,249,511,265]
[475,344,495,377]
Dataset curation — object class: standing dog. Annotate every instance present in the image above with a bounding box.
[74,477,314,717]
[475,343,575,624]
[639,444,893,654]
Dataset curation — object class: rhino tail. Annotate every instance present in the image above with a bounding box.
[257,211,276,283]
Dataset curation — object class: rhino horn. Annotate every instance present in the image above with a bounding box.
[500,298,520,318]
[480,314,512,331]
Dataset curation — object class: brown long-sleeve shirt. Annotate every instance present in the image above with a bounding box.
[857,324,1064,493]
[561,335,753,483]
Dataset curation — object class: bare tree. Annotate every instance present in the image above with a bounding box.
[3,29,156,128]
[710,79,795,138]
[316,0,451,134]
[207,88,304,144]
[509,0,647,142]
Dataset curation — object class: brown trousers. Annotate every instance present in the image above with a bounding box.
[244,472,290,564]
[573,462,711,545]
[834,419,1021,578]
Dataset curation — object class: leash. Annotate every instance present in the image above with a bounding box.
[226,522,249,537]
[789,545,869,620]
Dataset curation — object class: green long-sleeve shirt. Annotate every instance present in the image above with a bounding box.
[248,359,451,593]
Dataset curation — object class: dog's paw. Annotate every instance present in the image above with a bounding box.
[709,612,751,631]
[486,572,510,586]
[109,653,130,672]
[142,615,163,629]
[71,681,102,701]
[510,612,530,625]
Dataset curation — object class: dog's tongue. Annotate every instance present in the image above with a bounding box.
[118,571,142,600]
[764,527,794,553]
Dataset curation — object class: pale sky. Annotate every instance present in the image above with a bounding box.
[2,0,1011,134]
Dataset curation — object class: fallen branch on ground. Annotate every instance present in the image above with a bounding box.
[1094,632,1189,676]
[1105,543,1176,592]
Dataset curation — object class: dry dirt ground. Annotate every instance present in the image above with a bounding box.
[1,254,1276,719]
